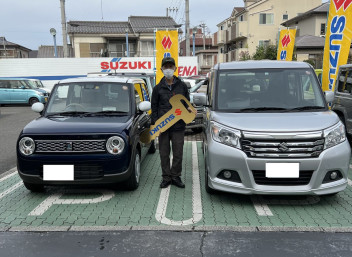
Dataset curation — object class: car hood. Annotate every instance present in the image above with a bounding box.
[22,116,132,135]
[35,88,47,94]
[211,111,340,132]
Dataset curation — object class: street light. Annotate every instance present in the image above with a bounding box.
[125,28,129,57]
[192,27,197,56]
[50,28,58,58]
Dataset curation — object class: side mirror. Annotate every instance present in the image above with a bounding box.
[138,101,151,112]
[324,91,335,103]
[32,102,44,113]
[193,93,207,106]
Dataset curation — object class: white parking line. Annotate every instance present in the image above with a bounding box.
[0,181,23,201]
[29,189,115,216]
[250,196,274,216]
[155,141,203,225]
[0,171,17,183]
[348,179,352,186]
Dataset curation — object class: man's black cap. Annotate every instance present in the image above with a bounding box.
[161,57,176,67]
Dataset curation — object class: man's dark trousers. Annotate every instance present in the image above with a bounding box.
[159,129,185,182]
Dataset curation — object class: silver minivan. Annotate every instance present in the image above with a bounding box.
[194,61,351,195]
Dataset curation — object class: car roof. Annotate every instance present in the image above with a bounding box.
[214,60,311,70]
[339,64,352,69]
[58,76,146,84]
[0,77,31,81]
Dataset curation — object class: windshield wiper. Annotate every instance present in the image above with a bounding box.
[238,107,288,112]
[285,106,326,112]
[46,111,88,117]
[82,111,129,116]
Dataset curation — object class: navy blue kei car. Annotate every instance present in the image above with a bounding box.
[17,77,155,192]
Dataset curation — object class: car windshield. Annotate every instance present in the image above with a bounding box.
[190,80,206,93]
[45,82,131,115]
[216,68,326,112]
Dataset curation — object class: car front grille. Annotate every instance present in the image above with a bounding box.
[241,131,324,158]
[251,170,314,186]
[35,140,106,153]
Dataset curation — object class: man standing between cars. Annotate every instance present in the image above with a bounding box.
[151,57,196,188]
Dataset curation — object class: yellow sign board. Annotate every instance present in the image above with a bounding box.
[322,0,352,92]
[277,28,297,61]
[156,30,179,84]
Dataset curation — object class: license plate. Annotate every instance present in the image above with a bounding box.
[265,163,299,178]
[43,165,74,181]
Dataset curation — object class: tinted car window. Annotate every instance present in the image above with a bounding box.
[337,69,352,94]
[216,69,325,111]
[46,82,131,114]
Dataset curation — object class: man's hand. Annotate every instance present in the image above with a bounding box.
[187,107,197,115]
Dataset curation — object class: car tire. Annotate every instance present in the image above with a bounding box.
[204,154,216,194]
[148,140,156,154]
[125,152,140,190]
[23,182,44,192]
[29,97,39,106]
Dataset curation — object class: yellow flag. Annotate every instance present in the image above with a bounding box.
[322,0,352,92]
[277,28,297,61]
[156,30,179,84]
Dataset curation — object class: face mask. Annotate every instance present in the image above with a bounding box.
[163,69,174,79]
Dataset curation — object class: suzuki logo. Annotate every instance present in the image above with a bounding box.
[278,142,289,152]
[161,36,173,50]
[333,0,352,11]
[175,109,182,116]
[281,35,291,48]
[66,142,73,151]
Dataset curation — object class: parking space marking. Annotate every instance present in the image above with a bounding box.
[155,141,202,225]
[29,189,115,216]
[348,179,352,186]
[0,181,22,201]
[0,172,17,183]
[250,196,274,216]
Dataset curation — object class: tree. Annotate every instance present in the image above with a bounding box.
[252,44,277,60]
[239,51,251,61]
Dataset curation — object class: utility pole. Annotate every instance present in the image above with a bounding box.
[60,0,69,58]
[2,37,7,58]
[200,22,206,50]
[185,0,190,56]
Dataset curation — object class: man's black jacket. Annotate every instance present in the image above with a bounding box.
[151,76,190,131]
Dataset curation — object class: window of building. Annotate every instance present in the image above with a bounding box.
[259,13,274,25]
[140,41,154,57]
[204,55,212,66]
[259,40,270,47]
[283,14,288,20]
[90,43,106,57]
[240,15,244,22]
[320,23,326,35]
[239,41,243,48]
[108,41,136,57]
[220,48,224,54]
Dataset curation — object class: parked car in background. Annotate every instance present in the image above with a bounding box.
[315,69,323,85]
[187,79,208,132]
[182,75,207,89]
[87,72,155,101]
[26,79,52,94]
[17,76,155,192]
[0,78,49,106]
[332,64,352,139]
[194,61,350,195]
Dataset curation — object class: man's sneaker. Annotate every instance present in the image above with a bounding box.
[172,177,185,188]
[160,180,171,188]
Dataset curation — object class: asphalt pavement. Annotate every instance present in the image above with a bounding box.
[0,105,39,174]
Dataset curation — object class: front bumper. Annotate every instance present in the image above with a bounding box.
[17,153,132,186]
[206,139,351,195]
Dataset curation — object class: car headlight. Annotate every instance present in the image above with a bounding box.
[210,121,241,149]
[106,136,125,155]
[19,137,35,156]
[324,122,346,150]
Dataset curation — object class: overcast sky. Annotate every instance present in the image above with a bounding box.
[1,0,244,50]
[1,0,328,51]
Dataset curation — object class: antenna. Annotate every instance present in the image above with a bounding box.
[101,0,104,21]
